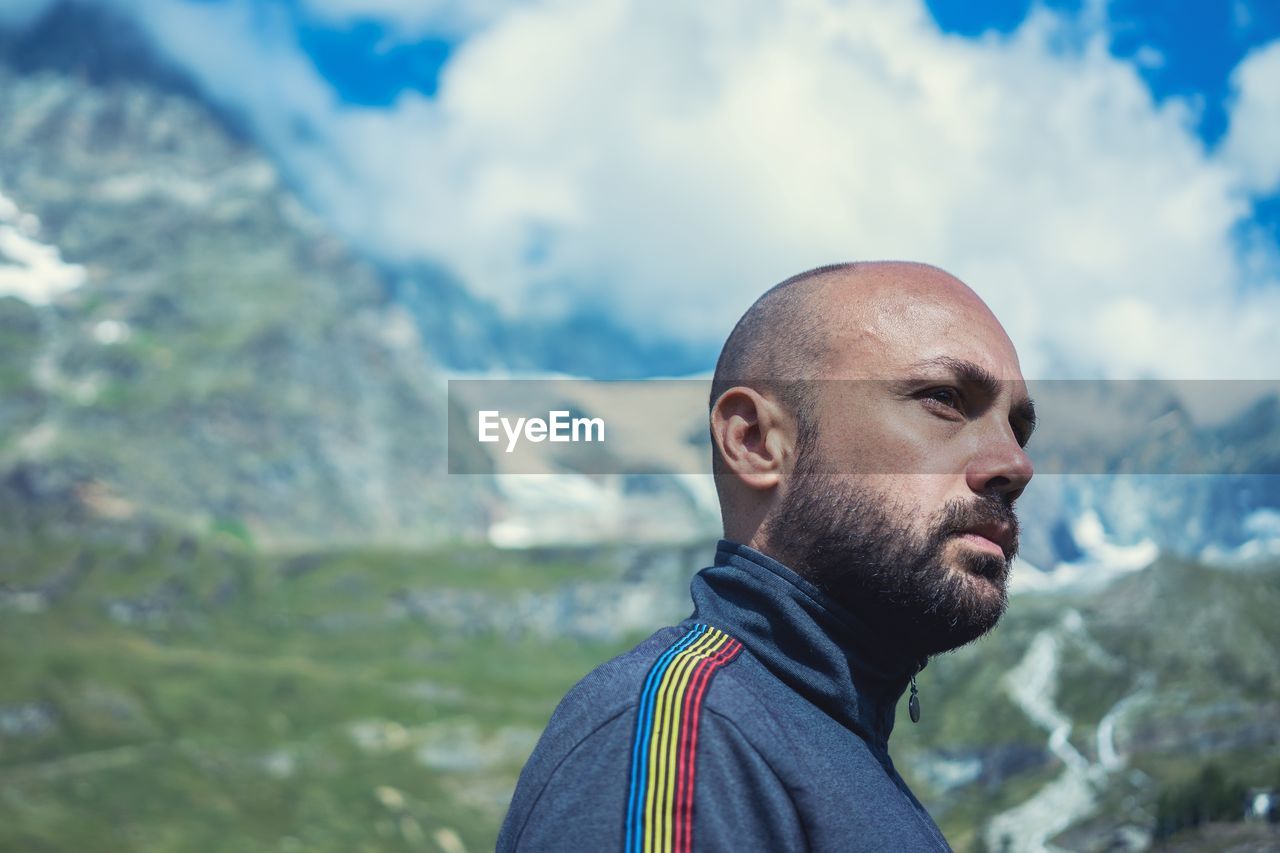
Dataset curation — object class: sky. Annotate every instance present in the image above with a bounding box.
[4,0,1280,382]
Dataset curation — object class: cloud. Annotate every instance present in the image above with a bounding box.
[1221,39,1280,195]
[24,0,1280,379]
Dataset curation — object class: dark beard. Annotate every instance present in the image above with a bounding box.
[760,464,1020,657]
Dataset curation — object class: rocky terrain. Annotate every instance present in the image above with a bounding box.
[0,36,494,547]
[896,555,1280,852]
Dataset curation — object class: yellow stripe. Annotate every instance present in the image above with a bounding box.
[642,628,729,853]
[660,633,729,853]
[645,631,717,853]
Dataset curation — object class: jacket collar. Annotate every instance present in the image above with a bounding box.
[687,539,928,749]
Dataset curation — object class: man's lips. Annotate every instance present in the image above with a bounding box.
[954,523,1012,558]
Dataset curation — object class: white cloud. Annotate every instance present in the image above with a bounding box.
[44,0,1280,379]
[1221,39,1280,195]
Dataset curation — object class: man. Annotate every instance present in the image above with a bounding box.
[497,261,1036,851]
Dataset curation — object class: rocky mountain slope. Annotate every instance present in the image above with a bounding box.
[889,553,1280,851]
[0,52,495,546]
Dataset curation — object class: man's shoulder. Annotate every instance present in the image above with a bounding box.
[500,623,812,852]
[524,625,694,757]
[496,624,699,850]
[535,621,795,759]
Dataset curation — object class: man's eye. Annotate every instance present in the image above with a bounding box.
[923,388,962,410]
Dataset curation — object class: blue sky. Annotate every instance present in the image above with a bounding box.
[297,17,452,105]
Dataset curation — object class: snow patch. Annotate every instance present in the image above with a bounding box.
[487,473,713,547]
[1199,509,1280,566]
[93,319,131,345]
[0,188,86,306]
[1069,509,1159,570]
[1013,509,1157,594]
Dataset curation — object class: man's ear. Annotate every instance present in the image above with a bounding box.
[710,387,796,491]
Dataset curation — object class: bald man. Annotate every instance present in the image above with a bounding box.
[498,262,1036,852]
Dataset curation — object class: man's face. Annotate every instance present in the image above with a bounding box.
[762,275,1035,655]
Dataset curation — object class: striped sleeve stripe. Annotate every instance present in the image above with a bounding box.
[623,624,744,853]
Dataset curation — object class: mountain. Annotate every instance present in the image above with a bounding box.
[0,1,211,105]
[1012,379,1280,573]
[0,33,492,547]
[896,553,1280,851]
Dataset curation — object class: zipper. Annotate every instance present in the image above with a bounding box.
[909,658,926,724]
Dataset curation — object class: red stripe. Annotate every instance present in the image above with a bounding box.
[672,647,717,853]
[677,641,741,853]
[672,651,716,853]
[673,639,742,853]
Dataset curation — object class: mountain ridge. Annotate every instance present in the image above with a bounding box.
[0,54,492,546]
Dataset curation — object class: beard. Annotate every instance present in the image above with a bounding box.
[760,457,1020,657]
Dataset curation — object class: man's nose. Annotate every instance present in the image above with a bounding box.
[965,418,1034,502]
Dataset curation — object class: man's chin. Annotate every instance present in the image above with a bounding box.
[947,560,1008,592]
[916,601,1006,654]
[917,561,1009,653]
[945,542,1010,589]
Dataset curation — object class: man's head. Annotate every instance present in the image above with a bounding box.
[709,261,1036,657]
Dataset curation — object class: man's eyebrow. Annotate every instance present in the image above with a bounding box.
[906,356,1038,437]
[907,356,1001,394]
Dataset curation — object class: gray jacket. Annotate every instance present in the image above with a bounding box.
[497,539,951,852]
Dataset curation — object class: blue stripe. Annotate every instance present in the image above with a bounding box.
[624,623,708,852]
[624,624,707,852]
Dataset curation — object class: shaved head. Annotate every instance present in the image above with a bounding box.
[709,260,1007,477]
[708,262,855,474]
[710,262,852,405]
